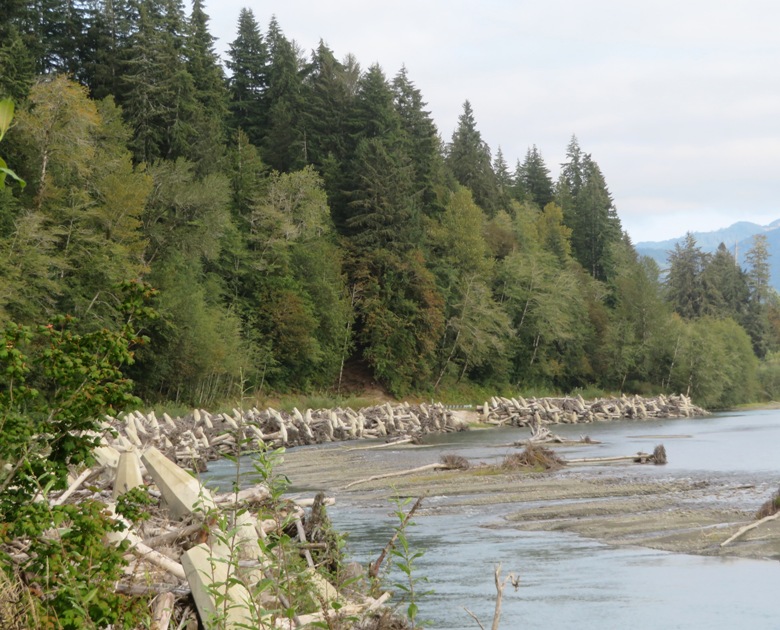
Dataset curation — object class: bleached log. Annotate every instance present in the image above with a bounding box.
[52,468,95,505]
[151,592,175,630]
[721,512,780,547]
[344,463,449,489]
[344,437,414,451]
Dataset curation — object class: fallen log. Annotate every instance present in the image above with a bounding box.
[142,522,204,549]
[567,444,666,466]
[344,463,449,489]
[720,512,780,548]
[151,592,176,630]
[52,468,96,506]
[567,453,651,464]
[343,436,415,451]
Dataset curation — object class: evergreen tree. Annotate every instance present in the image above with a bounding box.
[665,232,710,319]
[184,0,228,171]
[743,234,773,357]
[746,234,771,305]
[303,42,353,168]
[344,137,419,252]
[0,26,35,102]
[558,136,622,280]
[517,145,554,209]
[445,100,500,215]
[121,0,197,163]
[493,146,513,212]
[701,242,749,319]
[262,16,306,171]
[392,66,443,215]
[226,8,268,147]
[350,64,400,140]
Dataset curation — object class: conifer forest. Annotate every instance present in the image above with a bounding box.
[2,1,779,410]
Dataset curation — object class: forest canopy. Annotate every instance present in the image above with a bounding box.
[0,1,777,409]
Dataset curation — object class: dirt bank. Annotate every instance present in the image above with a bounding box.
[277,436,780,562]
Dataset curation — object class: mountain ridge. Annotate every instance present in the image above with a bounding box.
[634,218,780,291]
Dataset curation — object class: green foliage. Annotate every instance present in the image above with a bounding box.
[388,497,431,625]
[0,98,25,190]
[0,281,156,629]
[2,501,147,630]
[0,1,774,407]
[0,280,155,510]
[115,485,155,525]
[355,250,445,396]
[445,100,500,216]
[758,352,780,400]
[662,316,758,408]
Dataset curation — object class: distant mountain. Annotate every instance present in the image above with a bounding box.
[634,219,780,291]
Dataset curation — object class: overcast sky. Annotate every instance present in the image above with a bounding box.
[203,0,780,243]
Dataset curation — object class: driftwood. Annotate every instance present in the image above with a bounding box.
[344,463,449,489]
[295,517,315,569]
[344,436,415,451]
[151,592,175,630]
[463,563,519,630]
[52,468,96,506]
[124,541,186,580]
[480,394,707,429]
[567,444,667,466]
[101,402,467,472]
[720,512,780,547]
[115,583,191,597]
[141,522,204,549]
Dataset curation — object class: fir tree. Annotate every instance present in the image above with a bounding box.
[445,100,500,215]
[226,8,268,147]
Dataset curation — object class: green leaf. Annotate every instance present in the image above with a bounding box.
[0,159,25,189]
[0,99,14,141]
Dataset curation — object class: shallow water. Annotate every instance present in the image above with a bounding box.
[332,507,780,630]
[205,409,780,629]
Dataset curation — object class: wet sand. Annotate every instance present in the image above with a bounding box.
[277,437,780,562]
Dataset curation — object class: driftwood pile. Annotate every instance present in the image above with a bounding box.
[9,448,392,629]
[97,402,466,472]
[479,394,707,427]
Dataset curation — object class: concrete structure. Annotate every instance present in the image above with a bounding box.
[112,449,144,500]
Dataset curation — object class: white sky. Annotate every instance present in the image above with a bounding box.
[203,0,780,243]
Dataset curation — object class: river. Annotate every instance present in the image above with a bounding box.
[206,408,780,629]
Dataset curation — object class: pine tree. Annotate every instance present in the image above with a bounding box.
[0,26,35,102]
[121,0,196,162]
[701,243,749,319]
[303,42,353,168]
[344,137,419,252]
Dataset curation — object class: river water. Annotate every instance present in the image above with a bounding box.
[206,409,780,629]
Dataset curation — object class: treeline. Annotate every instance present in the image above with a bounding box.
[1,1,778,408]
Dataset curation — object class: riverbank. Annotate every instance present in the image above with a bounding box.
[274,425,780,562]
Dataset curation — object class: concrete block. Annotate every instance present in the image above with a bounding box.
[112,449,144,499]
[181,543,255,629]
[141,447,216,520]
